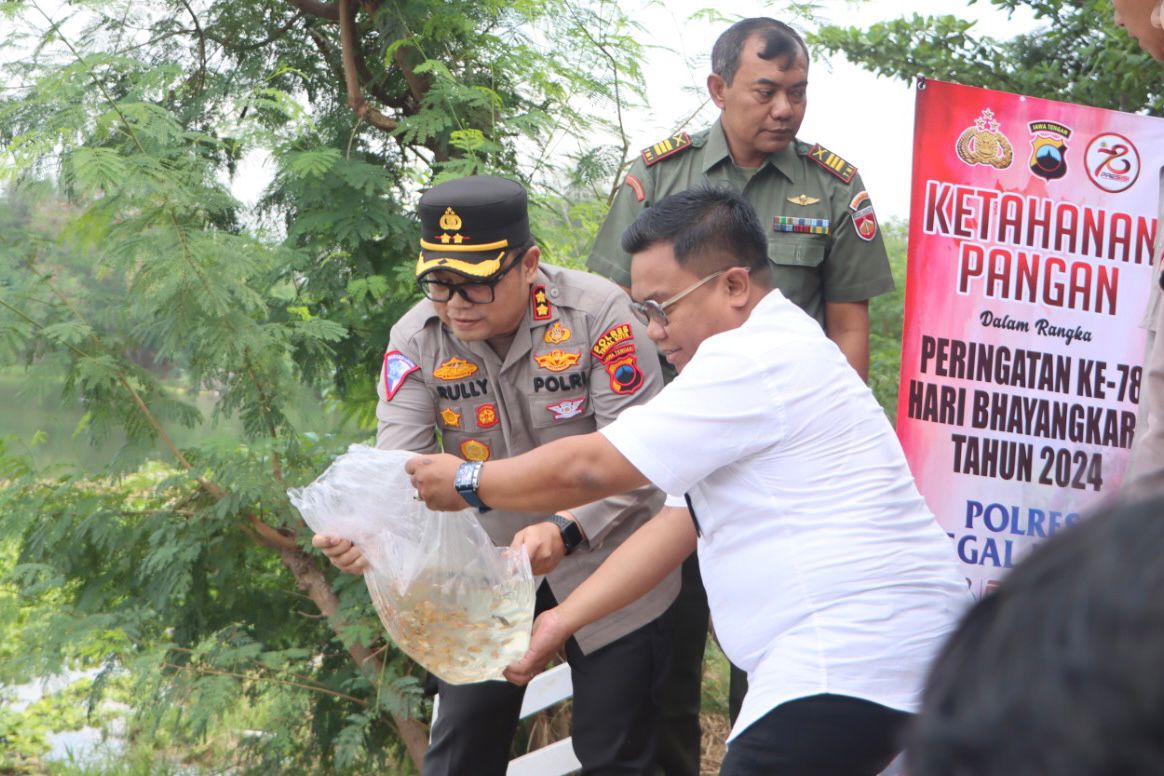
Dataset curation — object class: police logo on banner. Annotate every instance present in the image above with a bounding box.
[382,350,419,401]
[1028,120,1071,181]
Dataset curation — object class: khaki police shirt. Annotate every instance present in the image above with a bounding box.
[588,120,895,328]
[376,263,679,654]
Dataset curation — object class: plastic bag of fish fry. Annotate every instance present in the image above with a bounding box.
[288,444,534,684]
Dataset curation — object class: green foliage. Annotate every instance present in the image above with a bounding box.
[869,221,908,424]
[811,0,1163,115]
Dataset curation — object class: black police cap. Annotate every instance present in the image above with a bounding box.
[416,176,530,280]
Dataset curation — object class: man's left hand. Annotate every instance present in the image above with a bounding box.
[406,453,468,511]
[511,522,567,576]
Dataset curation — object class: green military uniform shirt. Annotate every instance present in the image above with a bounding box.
[588,120,895,328]
[376,262,679,654]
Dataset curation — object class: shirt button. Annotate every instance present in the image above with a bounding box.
[549,288,560,298]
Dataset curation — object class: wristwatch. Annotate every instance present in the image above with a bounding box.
[546,513,584,555]
[453,461,491,513]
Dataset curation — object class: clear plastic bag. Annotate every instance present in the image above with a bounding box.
[288,444,534,684]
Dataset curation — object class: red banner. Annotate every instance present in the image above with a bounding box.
[898,79,1162,596]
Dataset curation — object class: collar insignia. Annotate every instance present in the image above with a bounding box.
[532,285,552,321]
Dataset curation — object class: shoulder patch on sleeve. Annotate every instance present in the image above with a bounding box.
[641,133,693,167]
[623,174,646,202]
[806,143,857,183]
[382,350,420,401]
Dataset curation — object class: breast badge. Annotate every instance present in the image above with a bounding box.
[534,349,582,373]
[773,216,829,235]
[459,439,491,462]
[786,194,820,206]
[440,406,462,428]
[546,397,587,421]
[475,403,499,429]
[433,356,479,381]
[955,109,1014,169]
[1028,121,1071,181]
[544,321,572,345]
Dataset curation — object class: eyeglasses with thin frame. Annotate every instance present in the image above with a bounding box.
[417,249,525,305]
[629,268,737,327]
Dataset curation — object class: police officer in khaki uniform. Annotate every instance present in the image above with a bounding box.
[586,19,895,776]
[314,175,678,775]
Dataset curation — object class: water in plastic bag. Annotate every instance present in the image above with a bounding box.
[288,444,534,684]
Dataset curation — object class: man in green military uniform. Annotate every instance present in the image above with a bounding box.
[586,18,895,776]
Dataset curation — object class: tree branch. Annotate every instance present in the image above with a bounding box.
[284,0,339,22]
[337,0,397,132]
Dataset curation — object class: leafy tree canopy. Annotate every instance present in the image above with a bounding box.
[811,0,1163,116]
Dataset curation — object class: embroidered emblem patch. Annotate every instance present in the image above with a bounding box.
[532,285,552,321]
[848,191,878,242]
[433,356,479,381]
[460,439,491,462]
[534,349,582,373]
[624,174,646,203]
[440,406,462,428]
[475,403,499,429]
[773,216,829,235]
[382,350,420,401]
[807,143,857,183]
[605,352,644,395]
[546,397,587,421]
[591,323,634,362]
[787,194,820,206]
[544,321,572,345]
[641,133,693,167]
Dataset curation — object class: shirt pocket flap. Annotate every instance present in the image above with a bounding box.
[767,236,826,268]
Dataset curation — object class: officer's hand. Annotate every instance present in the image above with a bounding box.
[406,453,468,511]
[312,534,368,575]
[510,522,566,576]
[504,608,572,686]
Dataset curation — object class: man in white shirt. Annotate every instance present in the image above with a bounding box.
[408,186,968,775]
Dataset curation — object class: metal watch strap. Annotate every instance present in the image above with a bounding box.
[455,461,491,513]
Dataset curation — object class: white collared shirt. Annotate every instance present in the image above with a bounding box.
[602,289,969,741]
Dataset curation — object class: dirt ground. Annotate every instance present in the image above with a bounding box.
[699,712,731,775]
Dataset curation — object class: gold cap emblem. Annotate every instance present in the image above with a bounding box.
[439,207,463,232]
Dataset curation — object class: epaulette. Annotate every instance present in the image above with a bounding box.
[641,133,693,167]
[806,143,857,184]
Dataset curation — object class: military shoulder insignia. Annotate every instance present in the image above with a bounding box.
[531,285,552,321]
[544,321,572,345]
[534,349,583,373]
[624,174,646,203]
[787,194,820,206]
[382,350,420,401]
[848,190,878,242]
[807,143,857,183]
[641,133,693,167]
[459,439,491,462]
[433,356,478,381]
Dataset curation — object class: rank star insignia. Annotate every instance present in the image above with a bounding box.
[535,349,583,373]
[544,321,572,345]
[787,194,820,206]
[531,285,552,320]
[433,356,479,381]
[440,406,462,428]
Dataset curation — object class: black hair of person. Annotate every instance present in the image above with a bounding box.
[620,186,769,282]
[907,494,1164,776]
[711,17,809,85]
